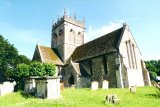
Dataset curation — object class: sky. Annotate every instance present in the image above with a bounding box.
[0,0,160,60]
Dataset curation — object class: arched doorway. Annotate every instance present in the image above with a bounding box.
[69,74,74,85]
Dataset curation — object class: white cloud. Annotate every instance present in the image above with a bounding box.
[85,21,122,43]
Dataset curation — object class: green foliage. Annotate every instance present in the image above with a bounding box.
[43,63,56,76]
[15,64,29,79]
[11,62,56,90]
[28,62,56,77]
[0,35,31,81]
[145,60,160,81]
[150,72,157,80]
[0,35,18,78]
[16,55,31,65]
[29,62,45,76]
[11,62,56,80]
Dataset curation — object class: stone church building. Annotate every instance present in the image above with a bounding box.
[33,12,151,88]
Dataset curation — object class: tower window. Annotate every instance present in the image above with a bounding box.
[70,29,73,32]
[78,32,81,35]
[54,33,57,38]
[59,29,63,36]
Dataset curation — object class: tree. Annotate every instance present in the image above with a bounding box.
[0,35,18,80]
[16,55,31,65]
[13,64,30,90]
[145,60,160,81]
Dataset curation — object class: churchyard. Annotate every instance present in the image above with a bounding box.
[0,86,159,107]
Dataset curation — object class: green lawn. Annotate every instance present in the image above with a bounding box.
[0,87,159,107]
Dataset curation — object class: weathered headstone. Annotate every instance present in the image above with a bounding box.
[130,86,136,93]
[91,81,98,90]
[105,94,120,104]
[102,80,108,90]
[35,76,61,99]
[24,77,36,94]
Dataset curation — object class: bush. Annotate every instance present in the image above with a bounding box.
[29,62,45,76]
[12,62,56,90]
[43,63,56,76]
[16,64,29,78]
[150,71,157,81]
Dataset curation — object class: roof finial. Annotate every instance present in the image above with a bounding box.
[83,17,85,23]
[58,14,60,20]
[37,40,40,45]
[74,12,76,19]
[52,19,54,25]
[64,8,66,16]
[123,22,127,26]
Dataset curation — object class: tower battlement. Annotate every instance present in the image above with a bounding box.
[52,14,85,31]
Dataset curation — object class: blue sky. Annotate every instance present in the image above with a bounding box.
[0,0,160,60]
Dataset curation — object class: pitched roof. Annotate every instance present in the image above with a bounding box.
[38,45,63,65]
[72,25,125,61]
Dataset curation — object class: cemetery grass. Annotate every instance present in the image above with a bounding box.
[0,87,159,107]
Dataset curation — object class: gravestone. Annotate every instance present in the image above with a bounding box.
[105,94,120,104]
[91,81,98,90]
[102,80,108,90]
[130,86,136,93]
[35,76,61,99]
[24,77,36,94]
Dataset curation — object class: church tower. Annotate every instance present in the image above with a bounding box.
[51,10,85,62]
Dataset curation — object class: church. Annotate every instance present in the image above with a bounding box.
[32,12,151,88]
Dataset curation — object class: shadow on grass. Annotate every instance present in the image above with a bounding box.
[20,91,35,99]
[145,94,160,98]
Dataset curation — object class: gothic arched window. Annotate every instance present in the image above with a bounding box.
[53,33,58,47]
[59,29,63,36]
[54,33,57,38]
[70,29,75,44]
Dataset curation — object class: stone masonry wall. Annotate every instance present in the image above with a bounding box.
[63,64,77,87]
[77,76,91,88]
[91,56,105,87]
[104,54,117,88]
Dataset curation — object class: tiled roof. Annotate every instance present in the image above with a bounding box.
[38,45,63,65]
[71,26,125,61]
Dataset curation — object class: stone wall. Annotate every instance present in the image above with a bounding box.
[91,56,105,87]
[77,76,91,88]
[119,25,150,87]
[63,63,78,87]
[104,54,117,88]
[25,78,36,93]
[35,77,60,99]
[51,15,85,62]
[89,53,117,88]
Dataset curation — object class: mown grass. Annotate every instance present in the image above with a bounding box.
[0,87,159,107]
